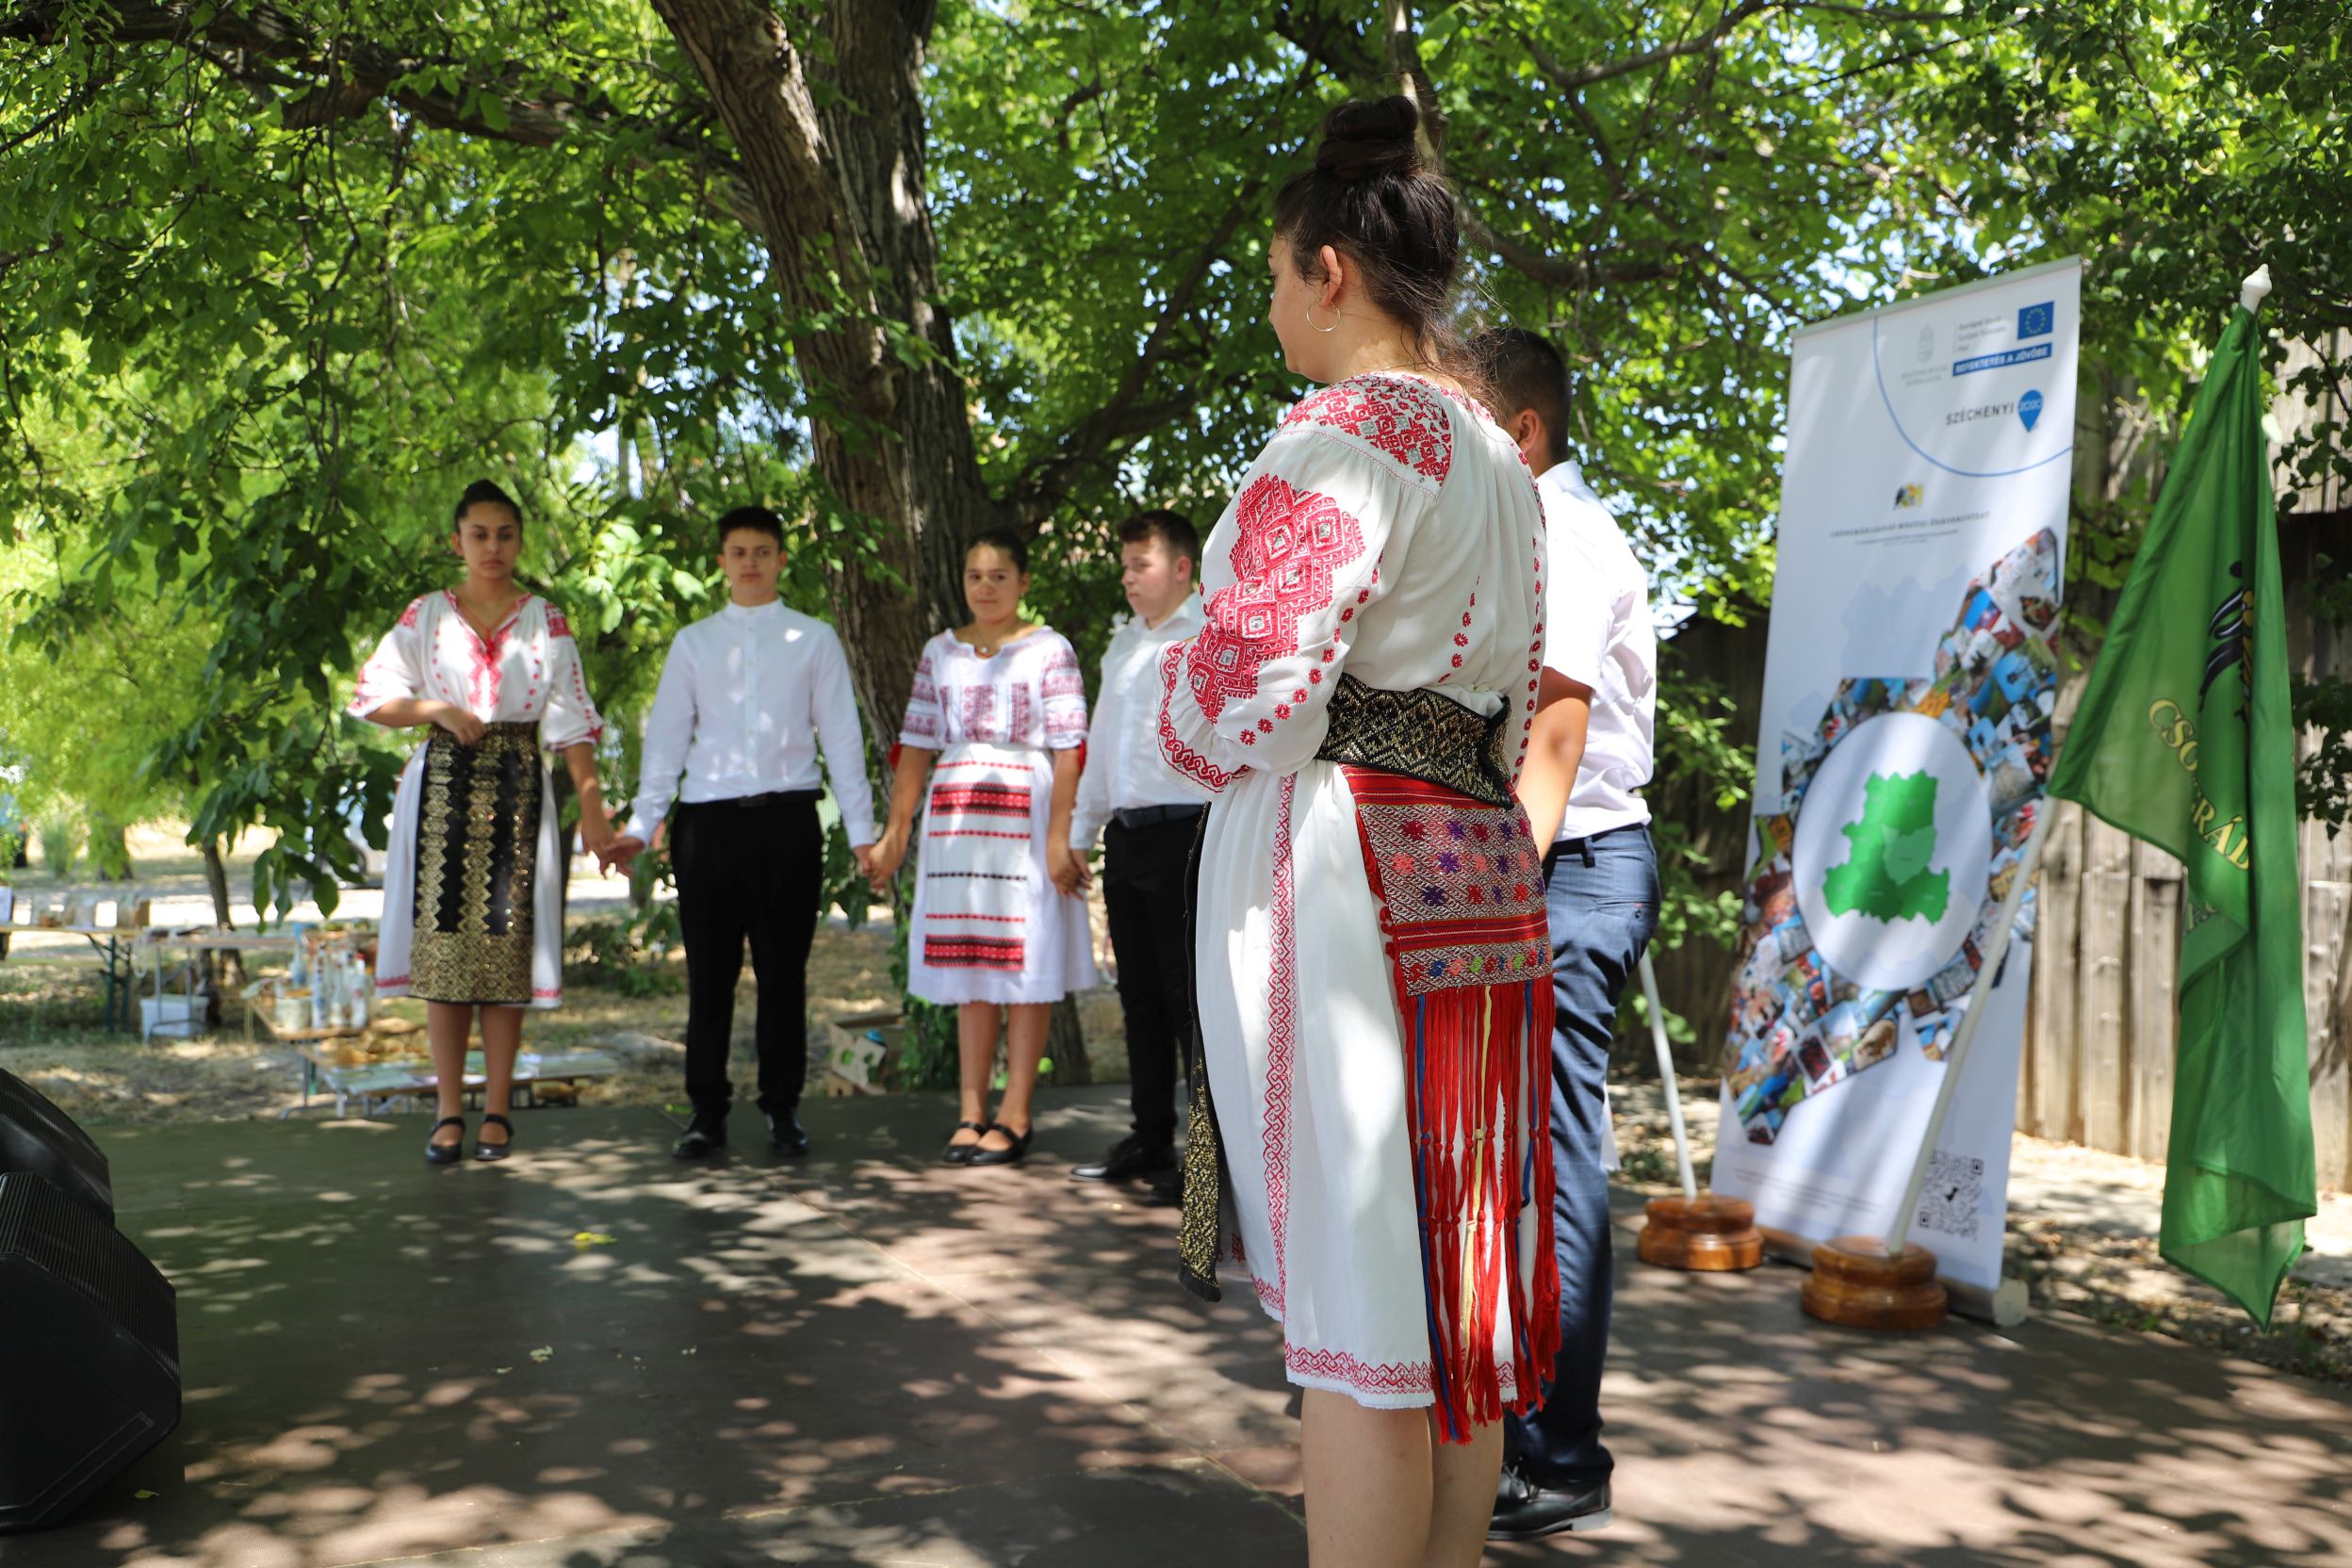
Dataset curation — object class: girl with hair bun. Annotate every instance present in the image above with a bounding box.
[350,479,618,1165]
[1158,96,1558,1566]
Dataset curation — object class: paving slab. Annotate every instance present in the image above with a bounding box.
[2,1088,2348,1566]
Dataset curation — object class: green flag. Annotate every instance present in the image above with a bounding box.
[2046,302,2314,1326]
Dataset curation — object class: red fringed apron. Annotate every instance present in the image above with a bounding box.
[1341,763,1560,1443]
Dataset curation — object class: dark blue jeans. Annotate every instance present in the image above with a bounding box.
[1503,824,1658,1487]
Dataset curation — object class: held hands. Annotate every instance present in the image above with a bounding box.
[1048,841,1091,897]
[864,828,908,897]
[579,812,619,870]
[432,703,487,746]
[601,835,647,875]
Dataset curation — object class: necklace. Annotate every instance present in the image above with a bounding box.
[967,624,1021,658]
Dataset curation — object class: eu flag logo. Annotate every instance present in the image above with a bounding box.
[2017,302,2054,340]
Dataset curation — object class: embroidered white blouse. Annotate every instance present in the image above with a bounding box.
[897,628,1089,754]
[350,590,604,748]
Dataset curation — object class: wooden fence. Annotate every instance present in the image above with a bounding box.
[2020,514,2352,1190]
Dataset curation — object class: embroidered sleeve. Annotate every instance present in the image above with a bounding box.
[1160,416,1424,779]
[898,644,944,749]
[349,598,428,719]
[538,603,606,750]
[1039,635,1087,750]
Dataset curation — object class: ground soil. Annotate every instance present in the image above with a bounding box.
[4,824,2346,1389]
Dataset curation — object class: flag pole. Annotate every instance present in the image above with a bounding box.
[1637,948,1699,1201]
[1883,801,2057,1257]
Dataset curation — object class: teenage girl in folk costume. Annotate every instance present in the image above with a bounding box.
[351,480,618,1165]
[1156,98,1557,1567]
[866,528,1097,1168]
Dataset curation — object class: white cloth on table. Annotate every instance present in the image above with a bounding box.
[1158,372,1550,1412]
[1537,460,1656,841]
[1069,595,1210,850]
[898,628,1098,1006]
[349,591,603,1009]
[621,598,876,844]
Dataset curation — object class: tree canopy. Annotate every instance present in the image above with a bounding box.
[2,0,2344,923]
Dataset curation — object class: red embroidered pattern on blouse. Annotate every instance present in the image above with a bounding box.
[546,607,574,639]
[1264,774,1298,1315]
[959,683,999,740]
[397,596,425,629]
[1282,374,1452,482]
[1185,475,1366,725]
[1155,642,1239,792]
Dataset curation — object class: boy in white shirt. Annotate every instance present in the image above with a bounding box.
[610,506,876,1161]
[1067,511,1206,1202]
[1471,330,1659,1541]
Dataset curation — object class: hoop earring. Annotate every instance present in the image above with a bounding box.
[1305,300,1339,334]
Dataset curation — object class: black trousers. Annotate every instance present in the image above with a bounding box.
[1102,813,1201,1150]
[670,794,824,1118]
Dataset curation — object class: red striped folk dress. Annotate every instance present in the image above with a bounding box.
[898,628,1099,1006]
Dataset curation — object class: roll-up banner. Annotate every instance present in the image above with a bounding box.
[1712,259,2082,1291]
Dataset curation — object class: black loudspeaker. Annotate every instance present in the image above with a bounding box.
[0,1173,180,1533]
[0,1068,112,1220]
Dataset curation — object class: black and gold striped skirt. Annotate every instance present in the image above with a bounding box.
[410,721,543,1005]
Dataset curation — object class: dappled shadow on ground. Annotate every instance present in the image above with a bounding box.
[3,1093,2349,1566]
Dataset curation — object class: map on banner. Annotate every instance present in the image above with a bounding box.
[1725,528,2058,1145]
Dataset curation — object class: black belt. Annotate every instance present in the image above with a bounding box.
[679,789,822,810]
[1112,803,1207,831]
[1542,822,1649,872]
[1312,673,1514,807]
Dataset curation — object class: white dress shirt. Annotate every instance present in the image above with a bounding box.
[1539,461,1657,841]
[1070,595,1208,850]
[623,598,877,844]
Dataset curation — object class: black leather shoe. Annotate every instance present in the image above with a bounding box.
[942,1120,991,1166]
[1069,1135,1174,1184]
[473,1113,515,1163]
[424,1116,467,1166]
[766,1111,810,1158]
[672,1113,728,1159]
[1488,1465,1611,1541]
[965,1123,1032,1168]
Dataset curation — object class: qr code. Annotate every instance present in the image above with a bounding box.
[1914,1152,1984,1240]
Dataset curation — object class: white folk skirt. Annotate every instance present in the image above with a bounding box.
[1194,760,1542,1415]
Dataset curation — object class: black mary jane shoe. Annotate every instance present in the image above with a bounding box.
[941,1119,992,1167]
[473,1113,516,1163]
[424,1116,468,1166]
[964,1123,1032,1168]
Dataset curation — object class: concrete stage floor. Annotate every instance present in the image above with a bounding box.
[5,1089,2349,1567]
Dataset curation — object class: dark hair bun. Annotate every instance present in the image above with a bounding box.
[453,478,523,527]
[1314,95,1422,181]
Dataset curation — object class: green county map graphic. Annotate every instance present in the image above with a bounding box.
[1821,771,1949,923]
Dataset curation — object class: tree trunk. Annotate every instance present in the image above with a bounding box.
[1047,996,1091,1086]
[199,833,243,1021]
[649,0,1001,749]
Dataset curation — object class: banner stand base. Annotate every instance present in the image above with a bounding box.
[1616,1213,2031,1326]
[1758,1225,2029,1327]
[1800,1234,1950,1330]
[1637,1194,1765,1271]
